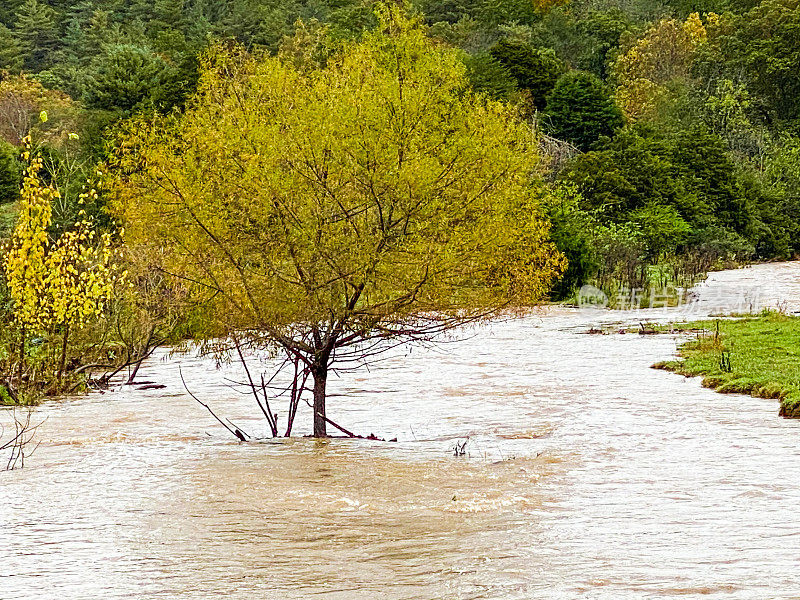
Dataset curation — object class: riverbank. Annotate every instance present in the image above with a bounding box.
[654,312,800,417]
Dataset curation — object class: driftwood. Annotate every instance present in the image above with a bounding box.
[639,322,657,335]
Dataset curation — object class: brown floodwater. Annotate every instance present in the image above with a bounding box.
[2,262,800,599]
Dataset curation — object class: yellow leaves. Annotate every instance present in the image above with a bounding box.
[531,0,569,13]
[615,79,667,123]
[0,75,76,146]
[110,9,563,336]
[3,137,123,333]
[612,13,714,122]
[683,12,707,44]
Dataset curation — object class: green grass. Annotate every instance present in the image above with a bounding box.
[653,312,800,417]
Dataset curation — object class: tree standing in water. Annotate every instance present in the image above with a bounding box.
[111,5,563,437]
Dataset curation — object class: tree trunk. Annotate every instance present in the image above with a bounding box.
[16,325,25,385]
[127,324,156,385]
[57,323,70,383]
[312,364,328,438]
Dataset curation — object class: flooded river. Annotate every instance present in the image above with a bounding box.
[2,262,800,599]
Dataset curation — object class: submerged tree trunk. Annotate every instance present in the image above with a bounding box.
[312,364,328,438]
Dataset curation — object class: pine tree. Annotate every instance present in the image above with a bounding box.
[545,71,624,151]
[0,23,24,72]
[0,139,22,204]
[14,0,61,71]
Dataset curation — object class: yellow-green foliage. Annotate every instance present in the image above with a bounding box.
[110,6,564,342]
[656,313,800,417]
[3,136,122,334]
[613,13,712,122]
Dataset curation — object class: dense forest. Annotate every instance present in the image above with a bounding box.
[0,0,798,402]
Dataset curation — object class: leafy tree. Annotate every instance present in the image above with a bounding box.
[749,135,800,255]
[490,40,564,109]
[543,184,600,299]
[529,8,631,79]
[734,0,800,125]
[545,71,624,150]
[666,0,730,17]
[627,203,691,257]
[0,75,75,146]
[558,123,761,266]
[699,78,767,158]
[612,13,710,121]
[476,0,539,26]
[574,10,632,77]
[112,6,564,437]
[415,0,479,24]
[3,136,121,381]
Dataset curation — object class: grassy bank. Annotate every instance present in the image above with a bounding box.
[654,313,800,418]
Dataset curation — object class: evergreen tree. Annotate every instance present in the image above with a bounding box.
[84,43,184,113]
[0,139,22,204]
[61,2,109,63]
[0,0,24,28]
[14,0,61,71]
[669,127,750,231]
[0,23,24,72]
[151,0,187,35]
[464,52,517,100]
[490,40,564,109]
[545,71,624,150]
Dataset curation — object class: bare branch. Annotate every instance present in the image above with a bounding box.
[179,366,247,441]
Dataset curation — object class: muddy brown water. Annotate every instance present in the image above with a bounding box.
[2,262,800,599]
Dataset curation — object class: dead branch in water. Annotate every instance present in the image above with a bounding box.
[179,366,248,442]
[224,340,312,438]
[233,335,278,436]
[316,412,357,438]
[1,408,45,470]
[284,355,310,437]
